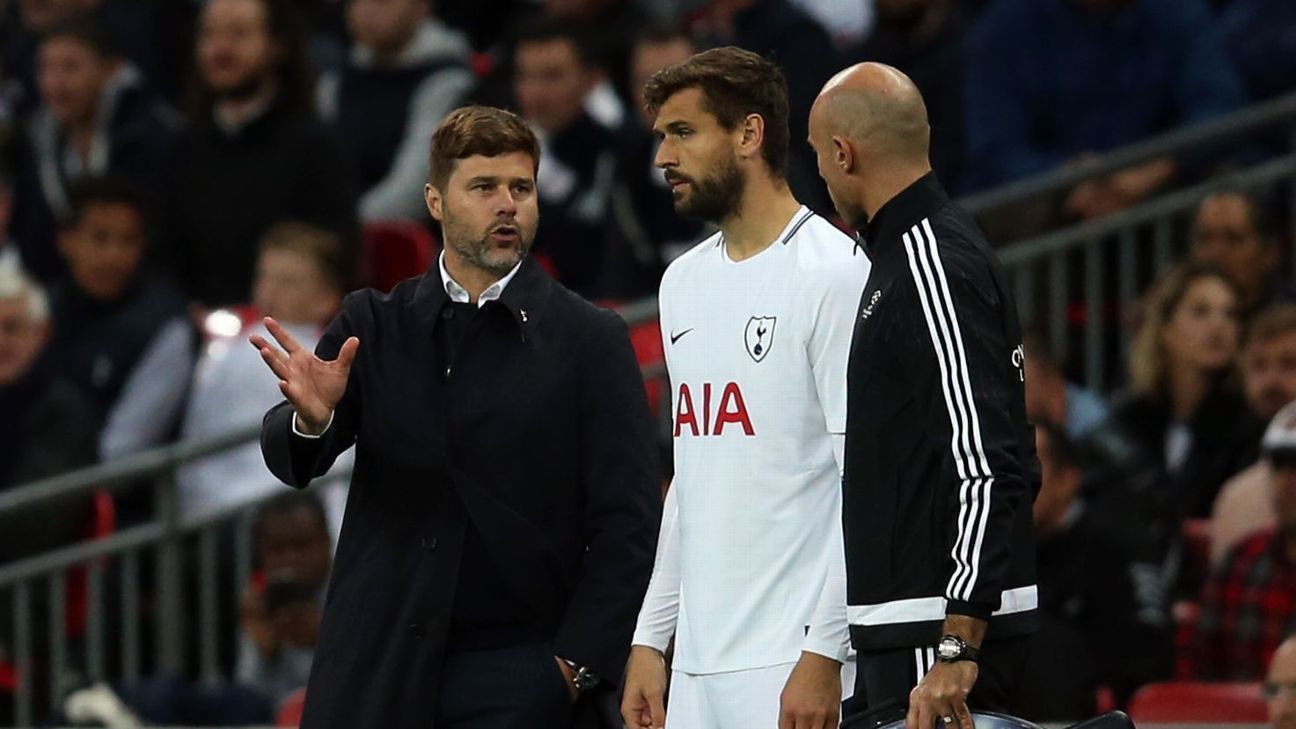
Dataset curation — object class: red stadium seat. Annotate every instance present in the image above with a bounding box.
[1127,681,1267,723]
[627,319,666,418]
[66,490,116,638]
[276,687,306,727]
[362,221,437,293]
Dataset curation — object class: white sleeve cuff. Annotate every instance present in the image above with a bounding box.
[292,412,333,439]
[630,628,674,655]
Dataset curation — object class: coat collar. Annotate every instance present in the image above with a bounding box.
[413,255,552,341]
[860,172,948,258]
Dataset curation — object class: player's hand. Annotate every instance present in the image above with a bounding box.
[250,317,358,434]
[779,651,841,729]
[621,645,668,729]
[907,661,978,729]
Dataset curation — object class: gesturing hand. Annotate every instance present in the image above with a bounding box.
[250,317,358,434]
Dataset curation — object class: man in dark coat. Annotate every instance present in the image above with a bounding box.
[255,105,661,729]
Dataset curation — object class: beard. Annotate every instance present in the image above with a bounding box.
[441,208,535,277]
[667,152,746,224]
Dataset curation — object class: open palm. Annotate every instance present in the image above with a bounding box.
[250,317,359,434]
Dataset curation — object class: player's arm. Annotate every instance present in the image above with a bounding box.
[623,482,679,729]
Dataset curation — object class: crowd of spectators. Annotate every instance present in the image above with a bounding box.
[0,0,1294,724]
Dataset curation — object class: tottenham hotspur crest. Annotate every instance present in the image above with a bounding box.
[745,316,777,362]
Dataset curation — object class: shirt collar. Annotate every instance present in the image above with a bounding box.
[860,172,949,257]
[438,251,523,307]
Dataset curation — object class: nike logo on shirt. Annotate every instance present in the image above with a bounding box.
[670,328,695,344]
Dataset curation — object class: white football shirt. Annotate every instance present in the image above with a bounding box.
[632,206,870,674]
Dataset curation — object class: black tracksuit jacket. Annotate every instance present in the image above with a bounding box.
[843,173,1039,651]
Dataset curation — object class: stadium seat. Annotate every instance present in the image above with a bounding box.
[1127,681,1267,723]
[362,221,437,293]
[66,490,117,638]
[276,687,306,727]
[627,319,666,418]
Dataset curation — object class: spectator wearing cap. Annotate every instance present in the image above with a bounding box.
[160,0,358,308]
[44,177,193,461]
[1183,400,1296,680]
[1189,189,1293,324]
[318,0,474,222]
[1267,635,1296,729]
[1212,305,1296,565]
[10,17,180,282]
[178,222,350,531]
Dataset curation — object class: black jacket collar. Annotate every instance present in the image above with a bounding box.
[860,172,949,258]
[413,256,552,341]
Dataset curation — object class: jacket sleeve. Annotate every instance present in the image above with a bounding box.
[553,310,662,685]
[260,300,363,489]
[901,228,1030,620]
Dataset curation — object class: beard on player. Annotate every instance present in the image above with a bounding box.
[665,148,748,225]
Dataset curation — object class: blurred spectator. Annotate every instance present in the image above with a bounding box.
[1189,189,1292,322]
[846,0,969,189]
[178,221,350,533]
[1268,634,1296,729]
[0,254,95,561]
[1009,425,1171,719]
[790,0,874,49]
[10,17,180,283]
[541,0,651,119]
[1217,0,1296,104]
[44,177,193,461]
[1212,306,1296,564]
[1023,328,1110,440]
[237,491,331,706]
[689,0,839,214]
[318,0,474,222]
[513,19,622,295]
[1,0,160,117]
[1110,262,1255,520]
[964,0,1245,217]
[601,26,710,299]
[1183,403,1296,681]
[161,0,358,307]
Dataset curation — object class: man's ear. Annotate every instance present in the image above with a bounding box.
[831,135,855,174]
[425,183,443,222]
[738,113,766,162]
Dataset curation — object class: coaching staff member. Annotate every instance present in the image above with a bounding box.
[254,105,661,729]
[808,64,1038,729]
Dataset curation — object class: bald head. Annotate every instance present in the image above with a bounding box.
[811,62,930,162]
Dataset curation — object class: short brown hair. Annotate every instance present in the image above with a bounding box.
[259,221,346,294]
[643,46,790,178]
[1246,304,1296,350]
[427,106,541,189]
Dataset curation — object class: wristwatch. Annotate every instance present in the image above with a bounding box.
[935,635,981,664]
[564,659,602,692]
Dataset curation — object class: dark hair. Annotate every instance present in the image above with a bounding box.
[1246,304,1296,350]
[427,105,540,189]
[39,14,116,57]
[255,491,329,539]
[187,0,315,119]
[259,221,347,293]
[61,176,146,230]
[643,46,790,178]
[511,15,601,69]
[1196,187,1278,244]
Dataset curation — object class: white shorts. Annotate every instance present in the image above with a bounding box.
[666,658,855,729]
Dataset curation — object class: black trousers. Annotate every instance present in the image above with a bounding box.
[850,635,1031,718]
[436,643,574,729]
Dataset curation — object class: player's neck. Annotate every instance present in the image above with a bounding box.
[720,177,802,262]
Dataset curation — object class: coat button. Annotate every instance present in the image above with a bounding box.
[408,623,424,639]
[421,537,438,551]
